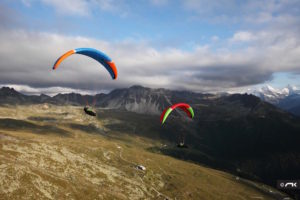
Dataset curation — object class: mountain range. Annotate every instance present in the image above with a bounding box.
[1,85,300,198]
[249,85,300,116]
[0,85,213,114]
[2,84,300,117]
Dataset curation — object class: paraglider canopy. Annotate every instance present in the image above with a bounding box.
[160,103,194,124]
[52,48,117,79]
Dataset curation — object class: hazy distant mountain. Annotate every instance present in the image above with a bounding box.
[250,85,300,116]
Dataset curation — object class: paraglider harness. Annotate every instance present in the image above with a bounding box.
[177,138,188,148]
[177,142,188,148]
[84,106,97,117]
[83,97,97,117]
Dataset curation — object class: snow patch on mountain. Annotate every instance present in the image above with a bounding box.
[249,85,299,104]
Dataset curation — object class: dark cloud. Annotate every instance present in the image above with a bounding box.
[191,65,273,87]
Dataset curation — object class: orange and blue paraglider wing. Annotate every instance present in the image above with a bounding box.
[52,48,117,79]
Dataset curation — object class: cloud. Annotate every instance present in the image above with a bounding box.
[183,0,300,25]
[20,0,127,16]
[20,0,90,16]
[211,36,219,42]
[0,84,104,96]
[21,0,31,7]
[150,0,169,6]
[0,27,299,94]
[41,0,90,16]
[230,31,255,42]
[92,0,125,11]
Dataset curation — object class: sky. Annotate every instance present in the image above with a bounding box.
[0,0,299,95]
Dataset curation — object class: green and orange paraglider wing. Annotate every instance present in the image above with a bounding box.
[160,103,194,124]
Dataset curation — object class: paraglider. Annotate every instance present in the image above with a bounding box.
[160,103,194,124]
[160,103,194,148]
[177,142,188,148]
[52,48,118,117]
[53,48,117,79]
[84,106,97,117]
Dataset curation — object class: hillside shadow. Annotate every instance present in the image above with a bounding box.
[97,109,300,199]
[27,116,57,122]
[68,123,107,135]
[0,118,70,136]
